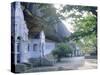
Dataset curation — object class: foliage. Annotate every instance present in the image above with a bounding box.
[68,14,97,54]
[68,14,96,39]
[60,5,97,16]
[52,43,73,62]
[60,5,97,54]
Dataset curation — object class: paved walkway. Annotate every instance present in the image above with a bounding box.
[78,58,97,69]
[25,56,97,72]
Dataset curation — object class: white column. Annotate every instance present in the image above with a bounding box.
[40,31,45,58]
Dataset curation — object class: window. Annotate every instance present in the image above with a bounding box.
[17,54,20,63]
[33,44,38,51]
[17,42,20,52]
[17,37,21,52]
[28,44,30,51]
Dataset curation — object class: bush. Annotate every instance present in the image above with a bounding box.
[52,43,73,62]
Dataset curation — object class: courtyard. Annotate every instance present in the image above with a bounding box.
[22,56,97,73]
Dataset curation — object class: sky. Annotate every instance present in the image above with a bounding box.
[54,4,74,33]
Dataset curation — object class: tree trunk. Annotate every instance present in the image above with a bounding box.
[57,58,61,62]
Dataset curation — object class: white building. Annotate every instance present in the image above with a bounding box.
[12,2,29,64]
[11,2,56,65]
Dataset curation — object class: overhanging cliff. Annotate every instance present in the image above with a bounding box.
[21,2,71,42]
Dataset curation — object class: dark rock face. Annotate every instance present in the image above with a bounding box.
[21,2,71,42]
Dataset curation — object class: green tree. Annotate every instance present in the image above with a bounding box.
[69,13,97,54]
[52,43,73,62]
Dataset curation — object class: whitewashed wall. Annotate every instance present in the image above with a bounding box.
[28,39,41,58]
[45,42,55,55]
[13,2,56,64]
[28,39,55,59]
[14,2,29,64]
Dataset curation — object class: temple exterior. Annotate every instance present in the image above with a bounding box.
[11,2,29,64]
[11,2,83,65]
[11,2,56,65]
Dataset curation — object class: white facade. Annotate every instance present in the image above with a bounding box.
[28,39,41,58]
[12,2,56,64]
[28,38,56,59]
[14,2,29,64]
[28,31,56,58]
[45,42,55,55]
